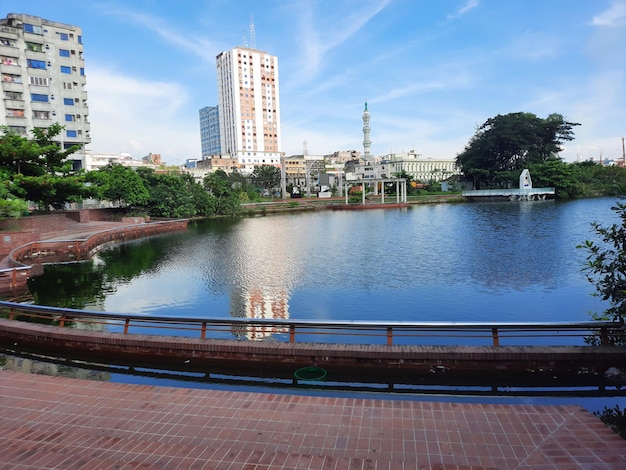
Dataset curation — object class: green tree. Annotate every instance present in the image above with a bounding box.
[86,164,149,208]
[527,159,580,199]
[456,112,580,189]
[579,201,626,323]
[204,170,240,216]
[0,123,87,211]
[139,169,197,218]
[250,164,281,194]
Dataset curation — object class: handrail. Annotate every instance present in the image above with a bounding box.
[0,300,622,346]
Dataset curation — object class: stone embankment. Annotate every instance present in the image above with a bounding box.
[0,210,188,293]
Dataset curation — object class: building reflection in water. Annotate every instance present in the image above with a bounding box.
[230,287,289,340]
[224,216,311,341]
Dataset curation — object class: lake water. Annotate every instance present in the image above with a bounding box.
[30,197,617,326]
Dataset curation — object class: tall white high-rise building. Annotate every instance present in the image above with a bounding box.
[215,46,281,172]
[0,14,90,161]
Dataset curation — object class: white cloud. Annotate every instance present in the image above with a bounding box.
[293,0,391,81]
[448,0,480,20]
[87,66,200,163]
[96,4,218,63]
[592,1,626,27]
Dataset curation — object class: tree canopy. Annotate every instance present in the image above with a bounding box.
[456,112,580,189]
[86,164,150,207]
[0,123,87,210]
[250,164,281,193]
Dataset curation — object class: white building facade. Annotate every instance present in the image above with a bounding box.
[384,151,459,182]
[0,14,90,158]
[215,47,281,172]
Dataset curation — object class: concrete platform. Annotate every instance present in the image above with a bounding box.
[1,370,625,469]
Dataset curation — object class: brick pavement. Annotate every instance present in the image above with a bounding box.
[1,370,625,469]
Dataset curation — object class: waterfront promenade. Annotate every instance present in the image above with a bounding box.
[2,213,626,468]
[1,369,626,469]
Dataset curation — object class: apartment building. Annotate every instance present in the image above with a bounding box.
[215,46,281,173]
[199,105,220,157]
[0,13,90,159]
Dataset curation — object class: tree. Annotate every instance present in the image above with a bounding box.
[0,123,87,211]
[578,202,626,323]
[138,169,199,218]
[527,159,580,199]
[456,112,580,189]
[204,170,240,216]
[86,164,149,208]
[250,164,281,194]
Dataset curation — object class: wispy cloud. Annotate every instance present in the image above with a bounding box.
[294,0,392,80]
[447,0,480,20]
[592,1,626,27]
[95,4,218,62]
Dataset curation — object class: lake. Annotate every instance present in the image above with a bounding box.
[29,197,617,326]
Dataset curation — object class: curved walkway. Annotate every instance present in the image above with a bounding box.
[1,370,626,469]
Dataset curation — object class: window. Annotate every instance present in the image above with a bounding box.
[65,114,74,122]
[6,109,25,118]
[60,66,71,74]
[80,68,85,76]
[0,38,11,46]
[2,73,22,83]
[33,110,50,120]
[23,24,43,35]
[29,76,48,86]
[78,35,82,44]
[1,56,18,66]
[66,130,77,138]
[63,98,74,105]
[31,93,49,102]
[27,59,46,69]
[59,49,70,57]
[25,42,43,52]
[63,82,72,90]
[4,91,22,100]
[59,33,69,41]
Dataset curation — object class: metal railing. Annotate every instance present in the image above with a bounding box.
[1,300,622,346]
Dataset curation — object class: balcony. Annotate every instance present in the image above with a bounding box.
[0,62,21,74]
[3,99,24,109]
[1,81,24,92]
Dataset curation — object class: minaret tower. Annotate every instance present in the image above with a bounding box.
[362,101,372,160]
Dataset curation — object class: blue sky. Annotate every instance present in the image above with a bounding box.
[4,1,626,165]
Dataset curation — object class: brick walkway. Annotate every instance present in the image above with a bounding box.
[1,370,625,469]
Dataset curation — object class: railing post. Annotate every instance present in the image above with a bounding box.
[11,268,16,287]
[9,308,14,321]
[600,327,609,346]
[124,318,130,334]
[59,315,65,328]
[387,327,393,346]
[491,328,500,346]
[289,325,296,343]
[201,322,207,339]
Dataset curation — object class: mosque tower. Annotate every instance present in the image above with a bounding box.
[362,101,372,160]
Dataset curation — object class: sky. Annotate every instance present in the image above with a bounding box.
[3,1,626,165]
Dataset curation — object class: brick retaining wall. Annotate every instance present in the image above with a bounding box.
[1,318,625,385]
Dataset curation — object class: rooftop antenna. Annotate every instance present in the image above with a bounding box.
[242,31,248,48]
[250,14,256,49]
[303,140,308,156]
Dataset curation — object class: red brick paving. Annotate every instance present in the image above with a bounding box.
[1,370,625,469]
